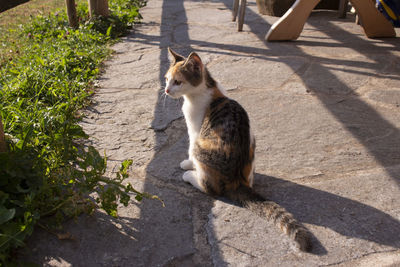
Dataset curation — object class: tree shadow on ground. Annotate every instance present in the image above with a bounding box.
[218,0,400,188]
[138,0,400,264]
[252,173,400,251]
[20,170,400,265]
[20,0,400,265]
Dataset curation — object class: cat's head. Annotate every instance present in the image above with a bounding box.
[164,48,206,99]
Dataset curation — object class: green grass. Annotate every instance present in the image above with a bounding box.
[0,0,158,265]
[0,0,69,26]
[0,0,86,67]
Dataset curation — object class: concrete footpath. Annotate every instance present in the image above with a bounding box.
[24,0,400,266]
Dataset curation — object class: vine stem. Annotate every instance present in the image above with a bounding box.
[96,176,165,207]
[0,231,24,248]
[41,196,74,217]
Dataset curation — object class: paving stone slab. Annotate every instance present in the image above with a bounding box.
[22,0,400,266]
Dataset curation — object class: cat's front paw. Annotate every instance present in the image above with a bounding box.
[180,159,194,170]
[182,171,193,183]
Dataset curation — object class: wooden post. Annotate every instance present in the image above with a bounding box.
[232,0,240,22]
[88,0,109,17]
[0,116,7,152]
[338,0,349,18]
[65,0,79,29]
[238,0,247,32]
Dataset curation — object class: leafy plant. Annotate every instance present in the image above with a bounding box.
[0,0,158,264]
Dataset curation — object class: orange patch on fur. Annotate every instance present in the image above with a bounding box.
[196,160,241,194]
[242,162,253,187]
[171,61,183,73]
[221,142,233,156]
[212,87,225,99]
[196,138,219,151]
[167,62,185,81]
[197,127,232,156]
[224,179,241,192]
[196,161,224,195]
[249,143,255,161]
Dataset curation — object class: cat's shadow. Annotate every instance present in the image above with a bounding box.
[224,173,400,255]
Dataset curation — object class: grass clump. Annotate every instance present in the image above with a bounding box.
[0,0,155,264]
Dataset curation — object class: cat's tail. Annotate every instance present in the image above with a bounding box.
[224,185,312,252]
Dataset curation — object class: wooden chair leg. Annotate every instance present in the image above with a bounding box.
[238,0,246,31]
[349,0,395,38]
[266,0,320,41]
[233,0,239,22]
[338,0,349,18]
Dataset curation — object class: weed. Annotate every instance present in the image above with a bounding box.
[0,0,157,264]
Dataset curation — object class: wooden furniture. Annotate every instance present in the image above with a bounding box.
[338,0,349,18]
[232,0,247,31]
[266,0,396,41]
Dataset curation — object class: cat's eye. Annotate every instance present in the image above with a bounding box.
[173,80,182,86]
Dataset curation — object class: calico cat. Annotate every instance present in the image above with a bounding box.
[164,48,312,252]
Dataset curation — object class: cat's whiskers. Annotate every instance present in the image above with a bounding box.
[162,92,168,108]
[158,87,169,109]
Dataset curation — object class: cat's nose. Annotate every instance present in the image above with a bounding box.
[165,88,170,94]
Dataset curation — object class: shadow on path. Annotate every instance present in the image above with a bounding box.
[142,0,221,265]
[220,1,400,188]
[254,173,400,250]
[21,0,400,265]
[139,0,400,263]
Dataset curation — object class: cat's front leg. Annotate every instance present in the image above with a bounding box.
[180,137,196,170]
[183,171,205,192]
[180,159,194,170]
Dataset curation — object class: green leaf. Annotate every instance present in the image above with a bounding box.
[0,206,16,224]
[106,25,113,37]
[0,0,148,262]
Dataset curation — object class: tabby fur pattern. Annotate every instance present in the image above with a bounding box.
[164,48,312,252]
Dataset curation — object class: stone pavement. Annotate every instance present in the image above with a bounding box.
[23,0,400,266]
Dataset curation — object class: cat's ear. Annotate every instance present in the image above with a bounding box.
[183,52,203,73]
[168,47,185,64]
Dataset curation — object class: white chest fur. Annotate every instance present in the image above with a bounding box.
[182,91,212,158]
